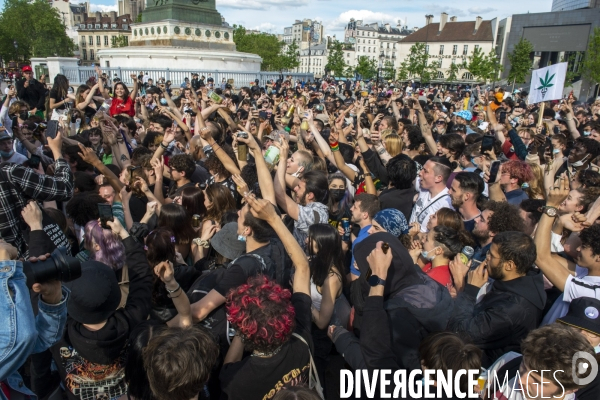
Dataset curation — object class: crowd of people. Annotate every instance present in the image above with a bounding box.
[2,63,600,400]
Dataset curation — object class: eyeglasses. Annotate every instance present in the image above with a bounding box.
[436,121,445,125]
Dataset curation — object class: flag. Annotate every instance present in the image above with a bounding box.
[527,63,568,104]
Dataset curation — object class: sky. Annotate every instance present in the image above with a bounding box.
[89,0,554,38]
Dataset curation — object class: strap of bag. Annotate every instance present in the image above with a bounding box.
[292,333,324,399]
[416,194,449,220]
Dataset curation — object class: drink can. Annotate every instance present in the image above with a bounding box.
[264,145,280,166]
[341,218,351,242]
[300,120,309,131]
[192,214,201,228]
[208,90,222,104]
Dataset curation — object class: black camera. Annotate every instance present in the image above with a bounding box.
[23,247,81,289]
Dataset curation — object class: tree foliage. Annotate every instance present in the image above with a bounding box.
[354,56,377,80]
[446,61,459,83]
[325,40,347,77]
[397,59,409,81]
[233,25,299,71]
[382,60,395,81]
[111,35,129,48]
[462,47,503,82]
[507,38,534,84]
[0,0,74,61]
[582,27,600,92]
[404,42,439,83]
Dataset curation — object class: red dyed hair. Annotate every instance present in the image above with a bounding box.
[502,160,534,185]
[226,275,295,352]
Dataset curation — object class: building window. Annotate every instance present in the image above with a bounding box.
[123,24,128,30]
[474,44,479,51]
[103,24,108,29]
[95,24,100,29]
[439,45,444,55]
[425,45,429,54]
[87,24,92,29]
[452,58,456,64]
[453,45,457,55]
[463,45,468,55]
[104,36,108,46]
[124,36,128,45]
[90,49,95,60]
[462,72,473,80]
[82,49,87,60]
[89,36,93,45]
[81,38,86,47]
[96,36,101,46]
[112,24,117,29]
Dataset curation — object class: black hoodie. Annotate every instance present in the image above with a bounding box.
[447,268,547,367]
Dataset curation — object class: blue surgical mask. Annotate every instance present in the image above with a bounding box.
[595,344,600,354]
[160,98,168,106]
[470,157,478,167]
[237,234,247,242]
[421,247,439,261]
[0,150,14,159]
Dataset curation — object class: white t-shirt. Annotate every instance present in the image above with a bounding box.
[542,266,600,325]
[409,178,454,232]
[2,151,27,165]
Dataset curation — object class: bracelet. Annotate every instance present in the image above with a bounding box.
[330,141,339,152]
[160,142,168,150]
[193,238,210,248]
[166,283,181,294]
[168,287,183,298]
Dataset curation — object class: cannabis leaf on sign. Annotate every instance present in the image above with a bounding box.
[536,70,555,98]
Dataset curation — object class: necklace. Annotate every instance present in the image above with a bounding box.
[251,346,283,358]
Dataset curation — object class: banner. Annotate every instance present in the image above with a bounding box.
[528,62,567,104]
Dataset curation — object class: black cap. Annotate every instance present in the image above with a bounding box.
[557,297,600,336]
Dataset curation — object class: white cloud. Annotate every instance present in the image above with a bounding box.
[324,10,405,33]
[467,7,497,15]
[423,5,467,17]
[250,22,280,33]
[89,4,118,13]
[219,0,308,10]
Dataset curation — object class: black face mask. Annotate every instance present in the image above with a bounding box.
[330,189,345,202]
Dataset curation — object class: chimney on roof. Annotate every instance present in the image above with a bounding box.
[439,12,448,32]
[385,23,390,32]
[356,20,363,26]
[450,16,457,22]
[474,16,482,33]
[109,11,116,22]
[425,15,433,26]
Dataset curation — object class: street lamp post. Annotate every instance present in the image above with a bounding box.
[377,52,385,87]
[13,40,18,64]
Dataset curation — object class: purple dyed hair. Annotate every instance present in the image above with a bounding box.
[84,220,126,270]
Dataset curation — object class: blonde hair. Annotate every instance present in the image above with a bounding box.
[525,162,546,200]
[383,133,403,157]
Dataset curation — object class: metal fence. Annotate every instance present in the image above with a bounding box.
[60,66,314,88]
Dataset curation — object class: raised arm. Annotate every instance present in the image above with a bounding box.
[534,174,576,292]
[129,73,139,101]
[413,95,437,155]
[77,83,100,110]
[237,132,276,205]
[273,139,299,220]
[155,261,192,328]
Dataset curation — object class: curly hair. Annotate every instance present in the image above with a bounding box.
[204,151,233,179]
[168,154,196,179]
[579,225,600,257]
[501,160,535,186]
[486,201,525,234]
[521,324,594,391]
[84,220,126,270]
[66,192,107,227]
[226,275,295,353]
[432,225,470,259]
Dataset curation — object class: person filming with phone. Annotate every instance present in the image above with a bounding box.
[0,128,73,258]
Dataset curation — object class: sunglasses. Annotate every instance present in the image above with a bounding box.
[436,121,446,125]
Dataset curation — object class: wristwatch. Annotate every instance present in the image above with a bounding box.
[367,275,386,287]
[541,206,558,217]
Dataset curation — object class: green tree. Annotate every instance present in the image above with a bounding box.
[397,59,410,81]
[382,60,395,80]
[446,61,459,83]
[507,38,534,84]
[485,49,503,82]
[462,47,488,82]
[280,39,300,72]
[0,0,74,61]
[582,27,600,97]
[111,35,129,48]
[344,66,354,78]
[325,40,347,77]
[354,56,377,79]
[232,24,284,71]
[136,12,143,23]
[405,42,438,83]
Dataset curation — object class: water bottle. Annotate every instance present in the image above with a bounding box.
[100,97,112,112]
[459,246,474,265]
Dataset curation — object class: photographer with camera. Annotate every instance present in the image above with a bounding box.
[0,129,73,258]
[15,66,46,117]
[0,238,72,400]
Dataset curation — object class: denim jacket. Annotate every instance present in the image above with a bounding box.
[0,260,69,400]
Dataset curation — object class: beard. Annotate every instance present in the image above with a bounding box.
[451,195,464,209]
[472,228,490,244]
[488,262,505,281]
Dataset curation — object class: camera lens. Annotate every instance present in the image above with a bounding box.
[22,247,82,289]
